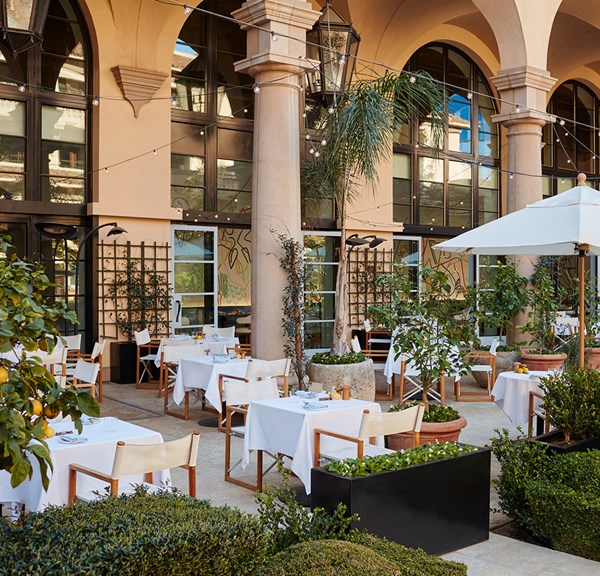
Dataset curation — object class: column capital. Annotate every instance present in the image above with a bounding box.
[491,65,556,125]
[233,0,321,76]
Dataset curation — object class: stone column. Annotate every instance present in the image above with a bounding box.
[233,0,320,360]
[491,66,556,342]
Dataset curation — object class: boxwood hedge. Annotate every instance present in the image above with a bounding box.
[0,490,267,576]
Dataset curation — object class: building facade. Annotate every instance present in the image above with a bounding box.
[1,0,599,365]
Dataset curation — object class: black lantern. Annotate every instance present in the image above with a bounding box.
[0,0,51,57]
[306,2,360,107]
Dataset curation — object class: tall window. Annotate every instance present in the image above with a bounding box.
[394,44,500,232]
[0,0,89,205]
[0,1,90,339]
[542,81,600,196]
[171,1,254,221]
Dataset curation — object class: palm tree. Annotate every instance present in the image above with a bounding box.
[302,70,446,356]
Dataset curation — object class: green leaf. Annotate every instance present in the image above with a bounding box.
[77,393,100,417]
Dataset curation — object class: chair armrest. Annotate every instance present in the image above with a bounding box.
[464,351,492,359]
[226,405,248,417]
[313,428,362,467]
[69,463,112,483]
[529,390,544,400]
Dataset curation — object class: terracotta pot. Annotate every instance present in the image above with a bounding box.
[585,347,600,370]
[520,352,567,371]
[387,416,467,450]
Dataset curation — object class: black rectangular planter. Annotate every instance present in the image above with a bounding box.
[311,446,491,556]
[110,341,137,384]
[529,431,600,454]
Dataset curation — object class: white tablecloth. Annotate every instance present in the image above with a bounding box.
[0,419,167,511]
[154,336,239,367]
[242,397,381,494]
[493,371,550,428]
[173,356,248,410]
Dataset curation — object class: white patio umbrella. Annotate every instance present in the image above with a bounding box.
[435,173,600,366]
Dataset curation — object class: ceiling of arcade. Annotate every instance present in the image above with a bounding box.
[79,0,600,96]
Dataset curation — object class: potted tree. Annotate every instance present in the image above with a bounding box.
[304,70,446,398]
[582,276,600,368]
[0,234,99,488]
[532,367,600,453]
[520,267,567,370]
[466,261,528,385]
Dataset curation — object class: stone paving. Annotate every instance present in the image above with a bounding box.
[99,376,599,576]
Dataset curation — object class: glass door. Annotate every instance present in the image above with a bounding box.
[171,225,218,335]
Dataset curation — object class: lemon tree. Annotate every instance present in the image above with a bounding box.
[0,234,99,489]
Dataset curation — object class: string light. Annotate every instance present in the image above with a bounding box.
[253,83,261,93]
[104,167,109,173]
[409,75,416,83]
[309,148,315,154]
[509,173,514,179]
[314,151,320,157]
[559,119,565,126]
[305,133,311,140]
[515,105,521,113]
[91,96,99,106]
[183,4,192,15]
[467,92,473,100]
[271,31,279,42]
[327,106,335,115]
[321,138,327,146]
[153,149,157,155]
[18,84,26,92]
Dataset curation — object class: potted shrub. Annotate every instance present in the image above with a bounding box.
[582,275,600,368]
[307,351,375,401]
[370,266,474,405]
[386,401,467,449]
[519,268,567,370]
[311,442,491,555]
[465,261,528,386]
[532,367,600,452]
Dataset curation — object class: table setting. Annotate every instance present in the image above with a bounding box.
[0,417,166,512]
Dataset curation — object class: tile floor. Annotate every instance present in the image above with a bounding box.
[98,375,599,576]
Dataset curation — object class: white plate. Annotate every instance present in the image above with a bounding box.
[58,435,88,444]
[304,402,328,411]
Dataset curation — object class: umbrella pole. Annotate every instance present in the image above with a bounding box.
[578,250,586,368]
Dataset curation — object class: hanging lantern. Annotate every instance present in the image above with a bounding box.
[0,0,51,57]
[306,2,360,107]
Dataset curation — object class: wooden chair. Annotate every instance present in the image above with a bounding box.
[352,336,395,401]
[160,343,205,420]
[226,343,252,355]
[399,356,446,406]
[235,315,251,345]
[224,378,279,491]
[217,359,272,431]
[204,325,236,338]
[60,334,82,374]
[67,358,101,399]
[456,339,499,402]
[528,390,550,438]
[68,432,201,504]
[77,340,106,402]
[313,403,426,467]
[134,329,160,389]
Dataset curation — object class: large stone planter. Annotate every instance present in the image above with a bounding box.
[307,359,375,401]
[387,416,468,450]
[472,350,520,389]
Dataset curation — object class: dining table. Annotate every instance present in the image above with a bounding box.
[154,335,240,367]
[173,355,249,411]
[242,396,382,494]
[492,370,551,428]
[0,418,167,512]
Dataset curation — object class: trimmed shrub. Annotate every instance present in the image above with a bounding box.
[492,430,600,561]
[260,540,405,576]
[349,532,468,576]
[260,538,467,576]
[524,451,600,561]
[311,351,366,365]
[0,490,267,576]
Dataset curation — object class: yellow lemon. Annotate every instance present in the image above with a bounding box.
[31,399,43,416]
[41,419,49,431]
[45,426,55,439]
[0,366,9,384]
[43,405,59,418]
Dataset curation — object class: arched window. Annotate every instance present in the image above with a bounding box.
[394,44,500,232]
[542,81,600,196]
[170,0,254,221]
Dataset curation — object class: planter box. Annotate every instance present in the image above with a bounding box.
[110,341,137,384]
[308,359,375,401]
[311,446,491,555]
[529,431,600,454]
